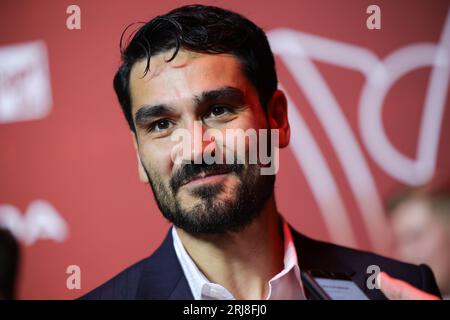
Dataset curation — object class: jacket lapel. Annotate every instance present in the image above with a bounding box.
[290,226,382,299]
[136,228,194,300]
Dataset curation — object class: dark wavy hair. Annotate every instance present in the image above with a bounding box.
[113,4,278,132]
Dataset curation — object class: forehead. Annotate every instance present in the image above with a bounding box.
[129,50,255,113]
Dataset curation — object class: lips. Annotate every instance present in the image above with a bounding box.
[181,167,232,187]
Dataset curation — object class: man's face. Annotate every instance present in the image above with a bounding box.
[391,198,450,293]
[129,49,282,235]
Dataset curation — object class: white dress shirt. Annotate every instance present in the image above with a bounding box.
[172,220,306,300]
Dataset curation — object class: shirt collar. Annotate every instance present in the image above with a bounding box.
[172,218,305,300]
[172,226,210,300]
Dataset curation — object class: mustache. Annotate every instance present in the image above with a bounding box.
[170,162,244,193]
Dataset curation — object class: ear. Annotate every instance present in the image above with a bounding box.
[266,89,290,148]
[132,132,149,183]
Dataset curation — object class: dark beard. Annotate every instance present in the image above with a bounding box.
[143,162,275,235]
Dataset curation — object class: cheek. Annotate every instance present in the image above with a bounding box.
[221,115,264,151]
[140,139,175,178]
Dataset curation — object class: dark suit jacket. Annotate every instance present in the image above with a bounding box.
[80,226,442,300]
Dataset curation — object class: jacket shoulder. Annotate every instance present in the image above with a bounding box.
[78,228,187,300]
[78,257,149,300]
[293,230,442,298]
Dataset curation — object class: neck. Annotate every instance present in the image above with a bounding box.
[175,194,284,300]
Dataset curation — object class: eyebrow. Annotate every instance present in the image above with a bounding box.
[194,86,245,105]
[135,104,174,127]
[134,86,246,127]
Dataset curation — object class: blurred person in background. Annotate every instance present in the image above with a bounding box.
[388,177,450,299]
[0,227,20,300]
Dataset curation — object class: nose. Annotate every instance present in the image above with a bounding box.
[176,120,215,165]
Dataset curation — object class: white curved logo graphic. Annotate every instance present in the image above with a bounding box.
[268,9,449,253]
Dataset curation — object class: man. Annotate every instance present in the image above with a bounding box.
[388,178,450,299]
[81,5,441,300]
[0,227,19,300]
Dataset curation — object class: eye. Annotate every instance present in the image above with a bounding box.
[150,119,173,132]
[205,105,232,119]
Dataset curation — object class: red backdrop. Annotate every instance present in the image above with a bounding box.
[0,0,449,299]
